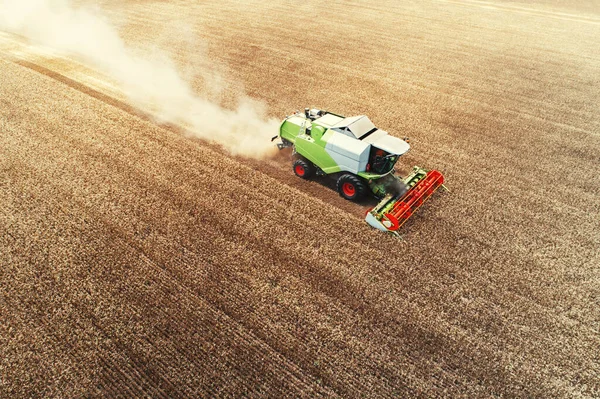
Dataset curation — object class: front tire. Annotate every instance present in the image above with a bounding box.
[336,174,367,201]
[293,159,314,179]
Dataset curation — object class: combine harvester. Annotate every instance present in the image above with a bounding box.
[272,108,446,234]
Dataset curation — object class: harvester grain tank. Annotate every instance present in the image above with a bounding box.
[272,108,445,233]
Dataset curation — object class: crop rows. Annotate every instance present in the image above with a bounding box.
[2,0,599,397]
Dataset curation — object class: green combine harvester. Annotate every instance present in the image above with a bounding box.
[272,108,445,233]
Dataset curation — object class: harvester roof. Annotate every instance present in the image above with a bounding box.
[332,115,377,139]
[363,131,410,155]
[313,113,344,127]
[312,113,410,156]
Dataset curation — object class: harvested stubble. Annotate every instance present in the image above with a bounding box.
[1,0,600,398]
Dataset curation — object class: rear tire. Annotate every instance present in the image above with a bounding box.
[293,159,314,179]
[336,174,367,201]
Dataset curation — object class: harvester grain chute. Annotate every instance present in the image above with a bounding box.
[272,108,446,234]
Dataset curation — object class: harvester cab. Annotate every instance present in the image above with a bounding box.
[272,108,445,234]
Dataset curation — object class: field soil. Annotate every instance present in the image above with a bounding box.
[1,0,599,397]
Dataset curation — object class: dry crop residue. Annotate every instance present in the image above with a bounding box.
[1,0,600,398]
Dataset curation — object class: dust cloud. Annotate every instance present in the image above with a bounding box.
[0,0,280,158]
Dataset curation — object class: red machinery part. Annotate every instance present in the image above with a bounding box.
[342,182,356,197]
[384,170,445,231]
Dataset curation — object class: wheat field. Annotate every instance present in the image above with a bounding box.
[1,0,599,397]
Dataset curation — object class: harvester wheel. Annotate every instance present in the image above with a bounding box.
[293,159,314,179]
[336,174,367,201]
